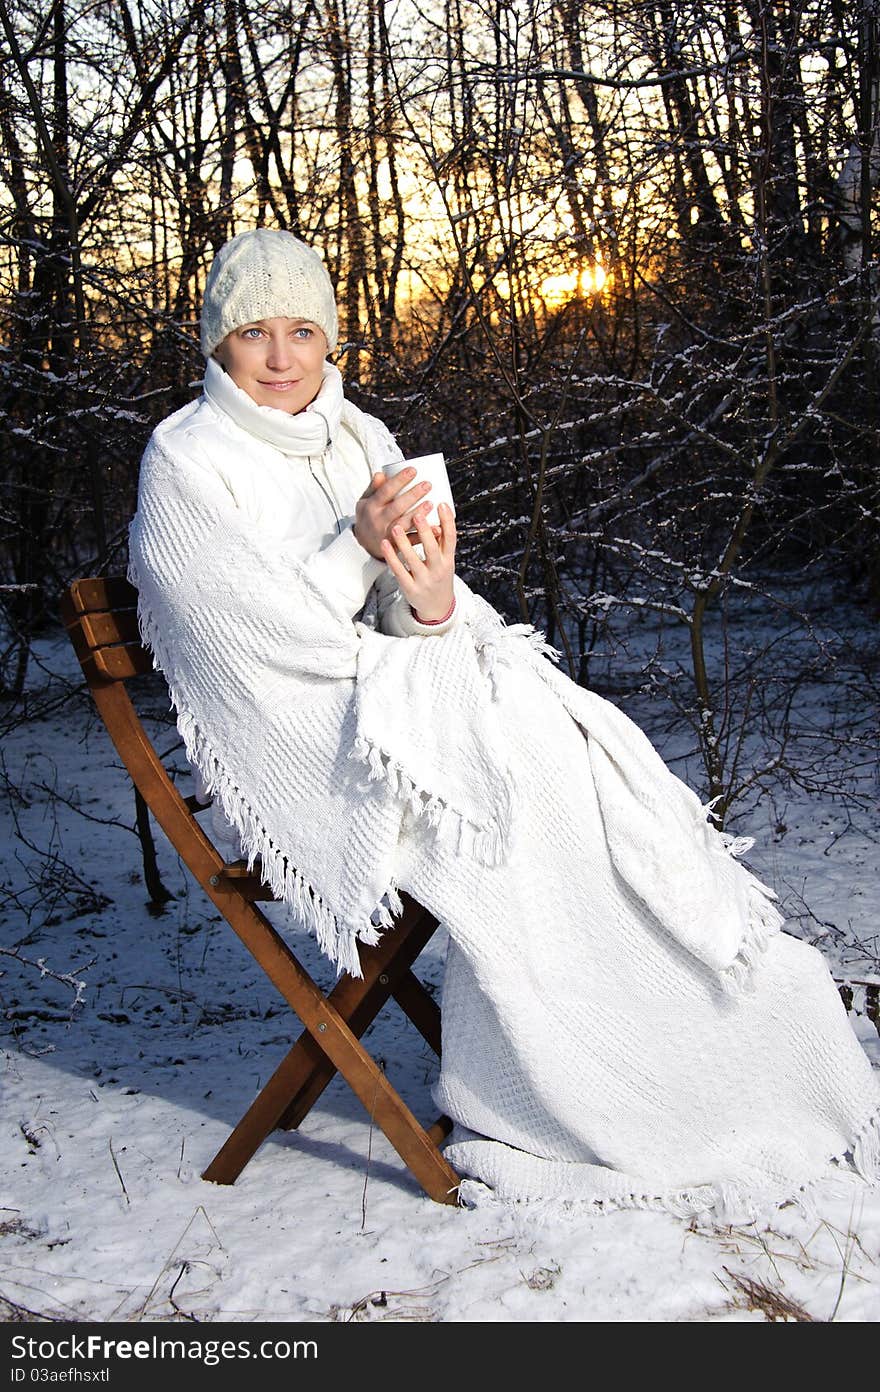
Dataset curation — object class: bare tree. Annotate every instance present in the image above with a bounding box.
[0,0,876,823]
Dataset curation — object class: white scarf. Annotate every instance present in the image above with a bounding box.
[202,356,345,455]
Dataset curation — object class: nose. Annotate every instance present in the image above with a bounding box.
[265,332,294,372]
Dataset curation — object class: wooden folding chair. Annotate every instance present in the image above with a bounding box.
[61,576,460,1204]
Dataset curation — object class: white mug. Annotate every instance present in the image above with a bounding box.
[383,452,455,529]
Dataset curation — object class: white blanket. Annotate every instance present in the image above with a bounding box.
[128,419,880,1220]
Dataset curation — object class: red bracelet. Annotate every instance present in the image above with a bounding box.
[411,598,456,626]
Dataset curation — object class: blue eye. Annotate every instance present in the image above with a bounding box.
[241,327,263,339]
[294,327,313,339]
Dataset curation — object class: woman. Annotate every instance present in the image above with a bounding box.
[129,228,880,1221]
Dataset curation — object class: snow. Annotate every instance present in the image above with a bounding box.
[1,622,879,1325]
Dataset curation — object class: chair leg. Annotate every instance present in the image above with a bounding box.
[204,966,399,1180]
[203,997,460,1203]
[321,1020,460,1204]
[202,1038,321,1185]
[278,968,409,1132]
[202,897,460,1204]
[426,1115,454,1145]
[393,970,443,1056]
[278,969,441,1132]
[277,907,441,1130]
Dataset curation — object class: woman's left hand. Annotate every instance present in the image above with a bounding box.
[381,503,457,622]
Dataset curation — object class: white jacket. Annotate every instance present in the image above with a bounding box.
[149,357,459,638]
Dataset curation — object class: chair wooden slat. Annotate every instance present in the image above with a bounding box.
[60,575,459,1206]
[91,644,154,680]
[67,575,138,614]
[217,863,275,902]
[79,609,141,649]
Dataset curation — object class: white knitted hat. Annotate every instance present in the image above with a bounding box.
[200,228,339,357]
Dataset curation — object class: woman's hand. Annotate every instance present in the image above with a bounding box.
[381,503,457,622]
[354,469,433,560]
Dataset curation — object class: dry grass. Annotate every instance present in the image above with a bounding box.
[722,1267,815,1321]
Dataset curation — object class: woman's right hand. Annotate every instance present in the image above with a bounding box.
[353,469,433,559]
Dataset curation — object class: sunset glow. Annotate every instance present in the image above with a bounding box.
[539,261,609,307]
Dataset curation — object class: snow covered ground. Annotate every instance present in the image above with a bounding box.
[1,600,879,1324]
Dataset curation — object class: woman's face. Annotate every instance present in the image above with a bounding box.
[213,317,328,413]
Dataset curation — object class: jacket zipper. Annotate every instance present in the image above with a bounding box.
[307,453,345,535]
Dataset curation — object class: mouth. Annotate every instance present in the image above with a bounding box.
[259,379,301,391]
